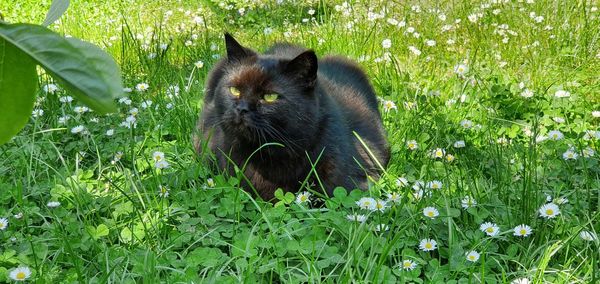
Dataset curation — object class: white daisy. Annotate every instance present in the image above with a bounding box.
[465,250,480,262]
[206,178,215,188]
[71,125,86,134]
[374,199,388,212]
[419,238,437,251]
[31,109,44,118]
[427,180,443,190]
[454,140,466,148]
[538,203,560,219]
[386,192,401,203]
[346,214,367,223]
[356,197,377,210]
[158,185,170,197]
[141,100,153,109]
[423,206,439,219]
[382,100,397,112]
[562,148,578,160]
[460,119,473,129]
[382,39,392,49]
[554,90,570,98]
[395,177,409,187]
[0,217,8,230]
[43,83,59,94]
[454,64,469,75]
[155,160,170,169]
[295,191,311,204]
[400,259,417,271]
[520,89,534,98]
[480,222,500,236]
[513,224,533,237]
[136,82,150,92]
[152,151,165,162]
[582,147,595,158]
[547,130,564,140]
[9,266,32,281]
[406,140,419,150]
[73,106,90,114]
[511,278,530,284]
[374,224,389,232]
[431,148,446,159]
[461,196,477,209]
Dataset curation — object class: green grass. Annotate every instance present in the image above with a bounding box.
[1,0,599,282]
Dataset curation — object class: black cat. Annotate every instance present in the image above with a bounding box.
[194,34,389,200]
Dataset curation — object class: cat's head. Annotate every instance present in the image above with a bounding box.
[211,33,320,152]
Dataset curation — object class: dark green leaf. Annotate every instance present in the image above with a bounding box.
[0,23,122,113]
[0,38,37,145]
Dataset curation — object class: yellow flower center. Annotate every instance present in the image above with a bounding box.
[16,272,26,280]
[377,203,383,208]
[469,255,475,260]
[425,243,432,249]
[486,228,494,233]
[403,262,411,268]
[546,209,554,215]
[432,184,439,189]
[0,223,5,229]
[520,229,527,235]
[427,212,434,217]
[300,196,307,201]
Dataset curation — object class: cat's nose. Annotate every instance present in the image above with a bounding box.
[236,100,249,114]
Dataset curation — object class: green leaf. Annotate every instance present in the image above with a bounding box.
[94,224,110,239]
[42,0,70,27]
[0,38,37,145]
[0,23,122,113]
[284,192,295,203]
[274,188,284,200]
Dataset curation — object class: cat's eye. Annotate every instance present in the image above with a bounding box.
[263,93,279,103]
[229,87,241,97]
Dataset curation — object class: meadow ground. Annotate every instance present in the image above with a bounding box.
[1,0,599,283]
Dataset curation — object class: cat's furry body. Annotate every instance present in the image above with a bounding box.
[195,34,389,200]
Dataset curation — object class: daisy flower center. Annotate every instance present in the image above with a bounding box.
[16,272,26,279]
[425,243,432,249]
[546,209,554,215]
[486,228,494,233]
[428,212,434,217]
[520,229,527,235]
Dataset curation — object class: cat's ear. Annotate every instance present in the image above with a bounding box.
[284,50,318,86]
[224,33,255,62]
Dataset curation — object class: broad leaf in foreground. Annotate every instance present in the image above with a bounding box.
[0,22,122,114]
[0,39,37,144]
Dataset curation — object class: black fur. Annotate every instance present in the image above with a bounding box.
[194,34,389,200]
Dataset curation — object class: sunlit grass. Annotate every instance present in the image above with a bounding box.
[1,0,599,282]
